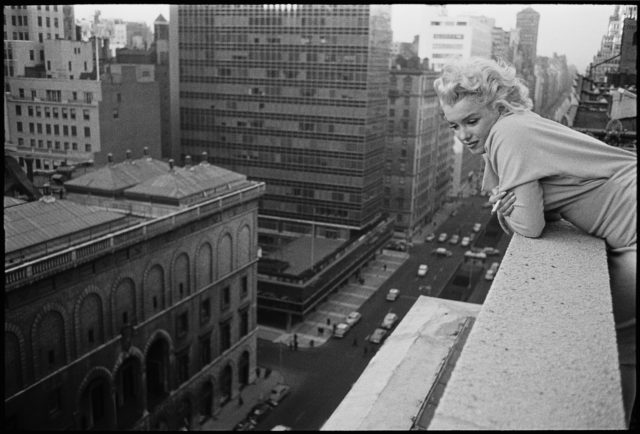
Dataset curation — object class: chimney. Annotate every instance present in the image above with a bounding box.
[169,158,174,171]
[143,146,151,160]
[126,149,131,161]
[107,153,114,164]
[185,155,192,168]
[201,151,209,165]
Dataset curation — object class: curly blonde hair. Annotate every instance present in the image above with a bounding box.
[433,57,533,113]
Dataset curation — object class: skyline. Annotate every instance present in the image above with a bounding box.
[73,3,619,74]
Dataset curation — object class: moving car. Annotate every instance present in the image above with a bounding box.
[369,327,388,344]
[233,419,256,431]
[333,322,350,338]
[417,264,429,276]
[438,232,448,242]
[472,223,482,232]
[461,236,470,247]
[268,384,291,407]
[464,250,487,260]
[425,233,436,242]
[271,426,292,431]
[490,261,500,272]
[449,234,460,245]
[345,311,362,327]
[386,288,400,301]
[432,247,453,257]
[381,312,399,329]
[248,402,272,424]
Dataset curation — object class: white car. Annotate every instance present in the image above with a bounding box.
[417,264,429,276]
[333,322,350,338]
[268,384,291,407]
[432,247,453,257]
[425,233,436,242]
[438,232,448,242]
[345,311,362,327]
[386,288,400,301]
[461,236,470,247]
[490,261,500,272]
[472,223,482,232]
[449,234,460,245]
[381,312,399,329]
[485,269,495,281]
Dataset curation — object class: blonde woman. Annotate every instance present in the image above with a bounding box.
[434,57,636,425]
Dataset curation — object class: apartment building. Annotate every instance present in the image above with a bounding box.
[5,63,162,171]
[385,59,454,238]
[516,7,540,99]
[4,153,265,430]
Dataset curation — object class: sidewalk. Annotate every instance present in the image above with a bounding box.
[196,367,284,431]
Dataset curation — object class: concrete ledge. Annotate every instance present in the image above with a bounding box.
[429,220,626,430]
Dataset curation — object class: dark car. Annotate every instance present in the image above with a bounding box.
[248,402,272,424]
[233,419,256,431]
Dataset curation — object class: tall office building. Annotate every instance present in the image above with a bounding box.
[589,5,637,83]
[170,4,392,235]
[515,7,540,101]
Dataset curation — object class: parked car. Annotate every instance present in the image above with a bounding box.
[464,250,487,260]
[484,269,495,281]
[417,264,429,276]
[418,284,432,293]
[425,233,436,242]
[449,234,460,245]
[268,384,291,407]
[460,236,470,247]
[333,322,350,338]
[234,419,256,431]
[438,232,448,242]
[271,426,292,431]
[490,261,500,272]
[387,240,406,251]
[381,312,399,329]
[472,223,482,232]
[386,288,400,301]
[369,327,388,344]
[482,247,501,256]
[345,311,362,327]
[432,247,453,257]
[248,402,272,424]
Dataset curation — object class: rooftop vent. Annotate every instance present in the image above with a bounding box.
[143,146,151,160]
[40,183,55,203]
[168,159,174,171]
[200,151,209,165]
[126,149,131,160]
[185,155,193,169]
[107,153,114,164]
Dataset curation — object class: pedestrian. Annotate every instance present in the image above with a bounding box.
[293,340,298,351]
[435,56,636,426]
[384,264,387,271]
[333,324,336,334]
[238,394,244,407]
[326,317,331,326]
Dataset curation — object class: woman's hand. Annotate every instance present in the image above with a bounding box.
[489,188,516,217]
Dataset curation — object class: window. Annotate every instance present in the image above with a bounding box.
[113,109,118,119]
[221,286,230,310]
[38,139,43,148]
[200,298,211,324]
[36,106,41,117]
[37,123,42,134]
[48,387,62,416]
[53,107,58,118]
[72,142,77,150]
[84,92,93,103]
[61,108,67,119]
[84,127,90,137]
[83,109,90,120]
[54,141,60,150]
[28,106,33,116]
[63,125,68,136]
[177,311,189,337]
[200,333,211,367]
[240,309,249,337]
[17,121,23,132]
[176,350,189,385]
[45,124,51,134]
[241,276,248,299]
[45,107,51,118]
[29,122,35,133]
[70,108,76,119]
[85,143,91,152]
[47,140,52,149]
[38,16,42,26]
[220,320,231,352]
[71,125,77,136]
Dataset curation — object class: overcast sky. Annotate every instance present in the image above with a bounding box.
[73,3,618,73]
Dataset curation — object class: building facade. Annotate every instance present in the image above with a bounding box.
[420,14,493,71]
[5,63,162,172]
[170,4,392,232]
[385,62,454,237]
[589,5,637,83]
[4,154,265,430]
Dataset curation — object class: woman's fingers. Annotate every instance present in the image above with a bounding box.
[500,192,516,216]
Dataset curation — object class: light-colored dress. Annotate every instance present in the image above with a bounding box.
[481,110,636,370]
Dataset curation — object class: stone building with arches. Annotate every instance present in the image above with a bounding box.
[4,152,265,430]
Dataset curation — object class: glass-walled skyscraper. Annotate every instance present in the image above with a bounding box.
[170,4,391,231]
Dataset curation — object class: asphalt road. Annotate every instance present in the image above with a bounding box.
[254,193,512,430]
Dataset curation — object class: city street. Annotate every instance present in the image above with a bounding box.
[253,192,513,430]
